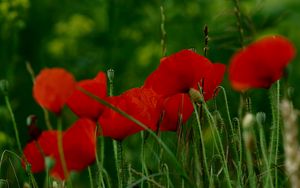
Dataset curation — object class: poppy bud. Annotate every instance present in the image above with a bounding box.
[107,68,114,83]
[0,79,9,95]
[256,112,266,125]
[45,156,55,170]
[189,88,204,103]
[26,115,41,141]
[242,113,256,150]
[23,182,31,188]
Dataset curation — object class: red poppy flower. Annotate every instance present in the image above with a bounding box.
[33,68,76,114]
[50,118,96,179]
[160,93,194,131]
[23,118,96,180]
[23,131,58,173]
[23,141,45,173]
[229,35,296,91]
[98,88,162,140]
[67,71,107,120]
[144,49,226,101]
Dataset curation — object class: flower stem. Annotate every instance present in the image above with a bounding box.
[257,113,273,187]
[107,68,125,187]
[4,96,22,155]
[192,103,210,185]
[190,88,232,188]
[203,24,209,57]
[88,167,94,188]
[203,103,232,188]
[217,86,242,186]
[269,80,281,187]
[113,140,122,188]
[95,123,105,187]
[161,163,170,188]
[25,62,53,130]
[56,117,69,183]
[4,95,38,188]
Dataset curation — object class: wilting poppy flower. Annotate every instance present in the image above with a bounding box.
[98,88,162,140]
[23,118,96,180]
[144,49,226,101]
[33,68,76,114]
[160,93,194,131]
[67,71,107,120]
[229,35,296,91]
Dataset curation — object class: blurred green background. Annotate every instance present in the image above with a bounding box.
[1,0,300,186]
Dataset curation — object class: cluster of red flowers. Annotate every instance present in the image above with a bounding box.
[23,35,295,180]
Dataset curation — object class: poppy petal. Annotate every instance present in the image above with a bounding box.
[98,88,162,140]
[23,142,45,173]
[160,93,194,131]
[202,63,226,101]
[67,72,107,120]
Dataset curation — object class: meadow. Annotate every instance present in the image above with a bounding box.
[1,0,300,187]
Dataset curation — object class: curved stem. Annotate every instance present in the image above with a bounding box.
[217,86,242,186]
[202,103,232,188]
[5,96,22,155]
[26,62,53,130]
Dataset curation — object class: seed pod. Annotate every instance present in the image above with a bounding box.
[0,80,9,95]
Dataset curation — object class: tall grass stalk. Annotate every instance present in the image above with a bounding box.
[140,132,149,188]
[4,96,23,155]
[216,86,242,186]
[269,81,281,187]
[160,5,167,57]
[202,102,232,188]
[88,167,94,188]
[192,103,210,186]
[232,0,244,47]
[103,168,112,188]
[192,136,203,187]
[161,163,170,188]
[94,125,105,187]
[2,93,38,188]
[190,88,232,188]
[256,112,273,187]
